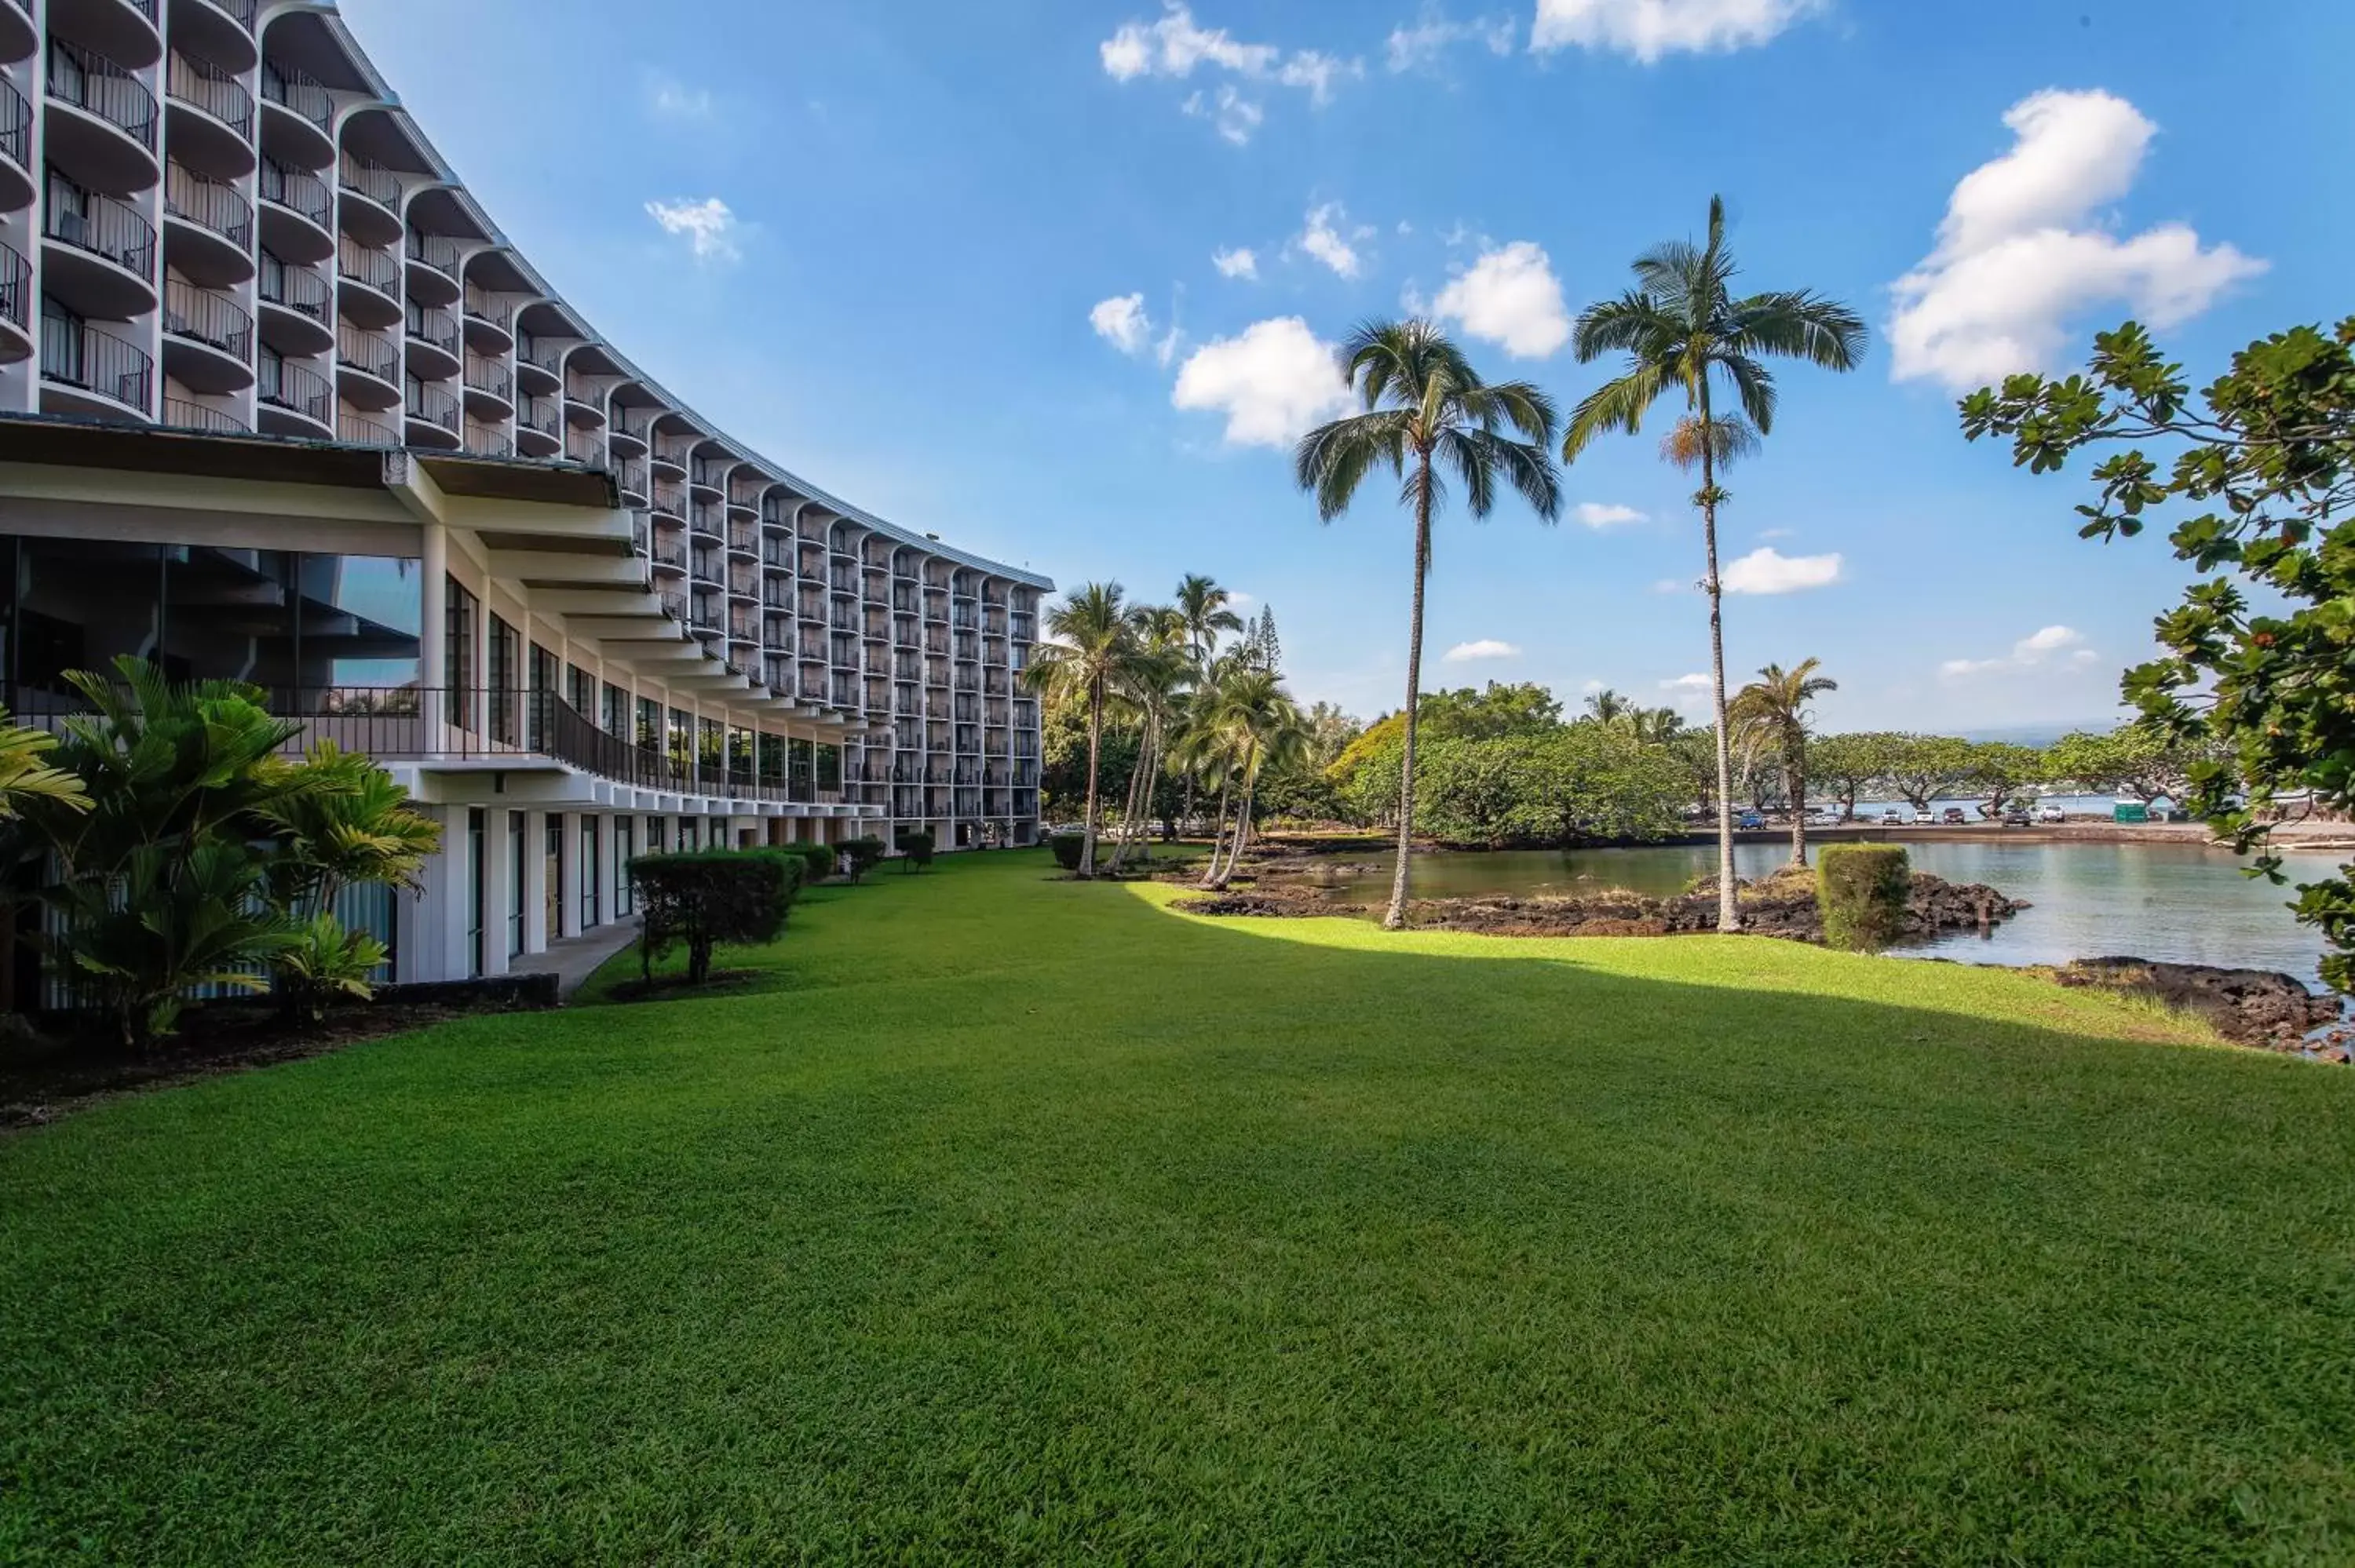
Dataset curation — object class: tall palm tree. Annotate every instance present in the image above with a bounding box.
[1729,658,1838,866]
[1194,667,1306,891]
[1295,319,1563,930]
[1171,576,1243,835]
[1583,687,1634,727]
[1630,706,1687,746]
[1106,624,1189,873]
[1024,582,1138,879]
[1563,196,1867,930]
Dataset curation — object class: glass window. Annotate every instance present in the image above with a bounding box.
[678,817,699,851]
[603,682,628,737]
[636,696,662,751]
[297,554,422,690]
[581,815,600,929]
[816,743,842,793]
[447,576,477,726]
[615,815,635,917]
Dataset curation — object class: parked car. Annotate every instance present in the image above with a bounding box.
[2039,804,2067,823]
[1941,806,1969,826]
[2002,807,2032,827]
[1913,809,1938,826]
[1881,808,1906,826]
[1737,810,1766,830]
[1806,810,1842,828]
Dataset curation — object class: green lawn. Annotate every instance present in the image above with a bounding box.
[3,851,2351,1564]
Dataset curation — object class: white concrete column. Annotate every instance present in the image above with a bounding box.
[521,810,550,955]
[437,807,477,981]
[591,811,615,928]
[557,811,583,941]
[484,808,517,977]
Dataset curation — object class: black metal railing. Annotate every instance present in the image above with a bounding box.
[404,376,459,432]
[44,184,155,280]
[40,312,152,411]
[165,160,251,248]
[517,392,559,439]
[0,75,27,173]
[257,251,329,319]
[0,240,26,330]
[163,277,253,363]
[258,354,332,424]
[403,299,458,356]
[406,226,459,278]
[167,51,252,139]
[340,153,400,210]
[338,410,398,447]
[259,60,331,135]
[462,284,510,332]
[335,321,396,381]
[162,395,246,433]
[258,155,330,226]
[49,40,156,151]
[615,454,648,494]
[462,352,509,403]
[516,330,561,377]
[565,426,602,466]
[196,0,258,29]
[338,235,399,294]
[465,425,511,459]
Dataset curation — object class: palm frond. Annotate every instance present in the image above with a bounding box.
[1562,363,1667,461]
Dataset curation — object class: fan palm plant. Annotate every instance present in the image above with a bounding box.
[1024,583,1140,878]
[1295,319,1564,929]
[1563,196,1866,928]
[1729,658,1839,866]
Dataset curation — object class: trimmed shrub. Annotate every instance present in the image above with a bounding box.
[839,837,886,884]
[1817,844,1911,953]
[630,849,802,985]
[1049,833,1086,872]
[786,842,837,884]
[900,831,936,873]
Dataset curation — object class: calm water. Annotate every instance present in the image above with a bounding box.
[1301,841,2348,982]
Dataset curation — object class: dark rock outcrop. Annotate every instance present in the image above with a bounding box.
[2044,957,2344,1051]
[1410,866,2025,944]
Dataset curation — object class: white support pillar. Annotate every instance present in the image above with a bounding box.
[484,808,517,978]
[558,810,583,941]
[521,810,550,955]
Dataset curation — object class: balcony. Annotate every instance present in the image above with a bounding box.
[513,329,560,392]
[614,454,648,498]
[690,502,723,541]
[256,352,331,433]
[46,42,159,192]
[257,60,330,166]
[404,226,460,305]
[256,251,330,352]
[403,374,461,445]
[514,391,560,457]
[403,298,459,377]
[161,393,245,433]
[164,51,254,177]
[564,425,603,467]
[462,283,512,351]
[0,239,27,361]
[39,309,152,417]
[162,159,252,280]
[256,155,330,261]
[335,235,400,324]
[563,370,604,424]
[0,0,29,70]
[334,322,399,407]
[650,478,685,517]
[337,153,401,246]
[691,457,728,492]
[177,0,257,74]
[463,421,509,459]
[162,276,254,390]
[653,436,695,472]
[462,350,511,416]
[0,75,31,213]
[337,408,398,447]
[42,185,157,316]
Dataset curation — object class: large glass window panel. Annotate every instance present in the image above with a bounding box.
[296,553,422,691]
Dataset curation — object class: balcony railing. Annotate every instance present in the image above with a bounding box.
[258,156,330,227]
[44,187,155,281]
[462,352,509,403]
[464,423,511,459]
[167,51,252,139]
[0,240,26,330]
[517,391,559,439]
[338,235,399,295]
[40,312,152,411]
[257,253,329,319]
[564,370,601,407]
[404,300,458,356]
[615,454,647,494]
[340,154,401,210]
[406,227,460,279]
[49,40,156,152]
[259,60,331,136]
[165,161,251,249]
[462,285,511,332]
[565,426,602,466]
[162,396,246,434]
[336,321,397,382]
[0,76,27,175]
[338,410,399,447]
[258,354,332,424]
[197,0,257,28]
[164,278,253,363]
[515,331,561,378]
[404,377,460,432]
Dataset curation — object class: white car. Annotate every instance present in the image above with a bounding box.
[1806,811,1842,829]
[1913,809,1937,826]
[2038,804,2067,824]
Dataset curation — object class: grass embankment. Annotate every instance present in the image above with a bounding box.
[2,851,2350,1563]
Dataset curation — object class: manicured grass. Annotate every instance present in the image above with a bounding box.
[3,851,2351,1563]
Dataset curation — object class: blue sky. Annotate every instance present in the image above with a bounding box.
[339,0,2345,734]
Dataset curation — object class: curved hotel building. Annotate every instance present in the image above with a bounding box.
[0,0,1049,985]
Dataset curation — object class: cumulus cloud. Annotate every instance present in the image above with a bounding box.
[1941,625,2101,679]
[1444,639,1521,663]
[1296,202,1365,279]
[1171,316,1352,447]
[1722,546,1842,594]
[1387,9,1516,71]
[645,198,740,261]
[1432,241,1571,359]
[1213,246,1260,280]
[1102,4,1360,140]
[1575,502,1647,528]
[1090,294,1155,356]
[1661,673,1714,700]
[1531,0,1825,61]
[1889,89,2266,390]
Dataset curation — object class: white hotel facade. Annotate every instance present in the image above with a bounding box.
[0,0,1050,985]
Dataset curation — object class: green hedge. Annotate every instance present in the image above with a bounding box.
[1817,844,1911,953]
[630,848,802,985]
[1049,833,1085,872]
[785,842,838,884]
[900,831,937,872]
[839,837,886,884]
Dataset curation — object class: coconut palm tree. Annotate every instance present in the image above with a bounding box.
[1024,582,1139,878]
[1196,667,1306,891]
[1171,577,1244,836]
[1294,319,1563,930]
[1105,625,1190,873]
[1563,196,1867,930]
[1630,706,1687,746]
[1583,687,1634,727]
[1729,658,1838,866]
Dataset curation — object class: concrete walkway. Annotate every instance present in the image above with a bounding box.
[515,917,643,1000]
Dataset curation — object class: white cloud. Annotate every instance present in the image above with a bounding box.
[1532,0,1825,60]
[1182,85,1265,144]
[1444,639,1521,662]
[1297,202,1364,279]
[647,75,714,121]
[1090,293,1155,356]
[1432,240,1570,359]
[1171,316,1353,448]
[1581,678,1606,693]
[1387,9,1516,71]
[644,197,739,262]
[1212,246,1260,281]
[1889,89,2266,390]
[1575,501,1647,528]
[1276,50,1360,106]
[1941,625,2101,679]
[1661,672,1714,693]
[1722,546,1842,595]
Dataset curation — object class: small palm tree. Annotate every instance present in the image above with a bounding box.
[1171,576,1243,836]
[1564,196,1866,929]
[1729,658,1838,866]
[1630,706,1687,746]
[1295,319,1563,929]
[1196,667,1306,890]
[1584,687,1634,727]
[1024,583,1139,878]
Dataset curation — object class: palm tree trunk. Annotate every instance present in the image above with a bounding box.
[1699,381,1739,932]
[1386,454,1433,932]
[1212,740,1259,889]
[1107,727,1148,874]
[1790,756,1808,866]
[1080,680,1104,878]
[1199,775,1232,888]
[1135,717,1158,864]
